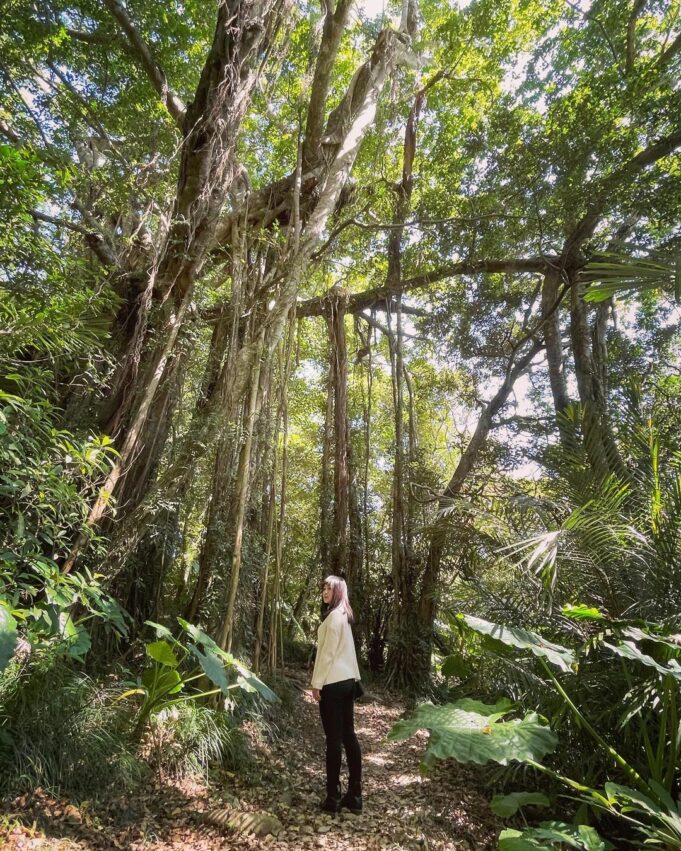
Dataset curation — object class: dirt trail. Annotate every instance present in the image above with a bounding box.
[1,670,499,850]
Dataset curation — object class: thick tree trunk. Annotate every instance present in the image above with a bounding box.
[319,358,334,569]
[570,278,627,479]
[542,267,571,418]
[218,333,265,650]
[383,80,429,689]
[66,0,288,570]
[327,298,350,576]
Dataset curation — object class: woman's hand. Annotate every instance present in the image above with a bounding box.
[312,687,321,702]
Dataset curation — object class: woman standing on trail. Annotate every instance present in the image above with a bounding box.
[311,575,363,814]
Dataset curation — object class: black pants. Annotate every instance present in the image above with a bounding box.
[319,678,362,793]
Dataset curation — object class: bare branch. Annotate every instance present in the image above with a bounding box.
[102,0,186,127]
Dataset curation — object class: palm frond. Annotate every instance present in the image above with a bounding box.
[581,253,679,304]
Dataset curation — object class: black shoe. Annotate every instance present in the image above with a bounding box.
[320,783,341,814]
[340,782,362,814]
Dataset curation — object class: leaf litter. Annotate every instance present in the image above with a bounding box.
[0,667,499,850]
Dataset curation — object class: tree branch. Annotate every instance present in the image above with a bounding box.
[657,30,681,70]
[0,117,20,144]
[102,0,186,127]
[296,256,553,316]
[302,0,355,167]
[626,0,647,76]
[564,126,681,258]
[30,209,118,266]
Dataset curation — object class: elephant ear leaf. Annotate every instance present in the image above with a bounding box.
[177,618,220,651]
[491,791,550,818]
[603,640,681,682]
[0,603,17,674]
[388,698,558,767]
[460,615,576,673]
[146,639,179,668]
[232,660,279,703]
[499,822,605,850]
[178,618,279,703]
[188,643,230,696]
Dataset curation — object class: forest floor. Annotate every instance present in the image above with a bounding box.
[0,668,499,850]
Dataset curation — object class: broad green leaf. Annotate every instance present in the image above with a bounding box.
[604,783,663,816]
[144,620,174,641]
[0,603,17,673]
[562,604,605,621]
[621,626,681,651]
[177,617,219,650]
[388,698,558,766]
[188,643,230,696]
[142,667,183,697]
[179,620,279,704]
[441,654,467,678]
[499,828,552,850]
[500,822,605,850]
[65,622,91,661]
[146,639,179,668]
[491,791,550,817]
[232,659,280,703]
[603,641,681,681]
[460,615,576,673]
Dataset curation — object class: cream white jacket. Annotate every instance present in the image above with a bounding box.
[311,607,360,690]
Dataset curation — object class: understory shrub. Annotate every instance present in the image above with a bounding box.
[144,702,247,779]
[0,651,143,799]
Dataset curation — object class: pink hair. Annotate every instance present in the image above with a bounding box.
[324,575,354,623]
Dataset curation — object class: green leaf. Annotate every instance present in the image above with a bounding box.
[620,626,681,651]
[142,667,183,697]
[459,615,576,673]
[491,791,550,818]
[232,660,280,703]
[144,620,174,641]
[500,822,605,850]
[0,602,17,673]
[387,698,558,766]
[146,639,179,668]
[65,622,91,660]
[604,782,662,815]
[441,654,467,678]
[188,643,230,696]
[178,619,279,703]
[177,617,219,650]
[562,604,606,621]
[499,828,552,850]
[581,255,677,304]
[603,641,681,682]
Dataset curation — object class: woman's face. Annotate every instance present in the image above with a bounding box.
[322,582,333,605]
